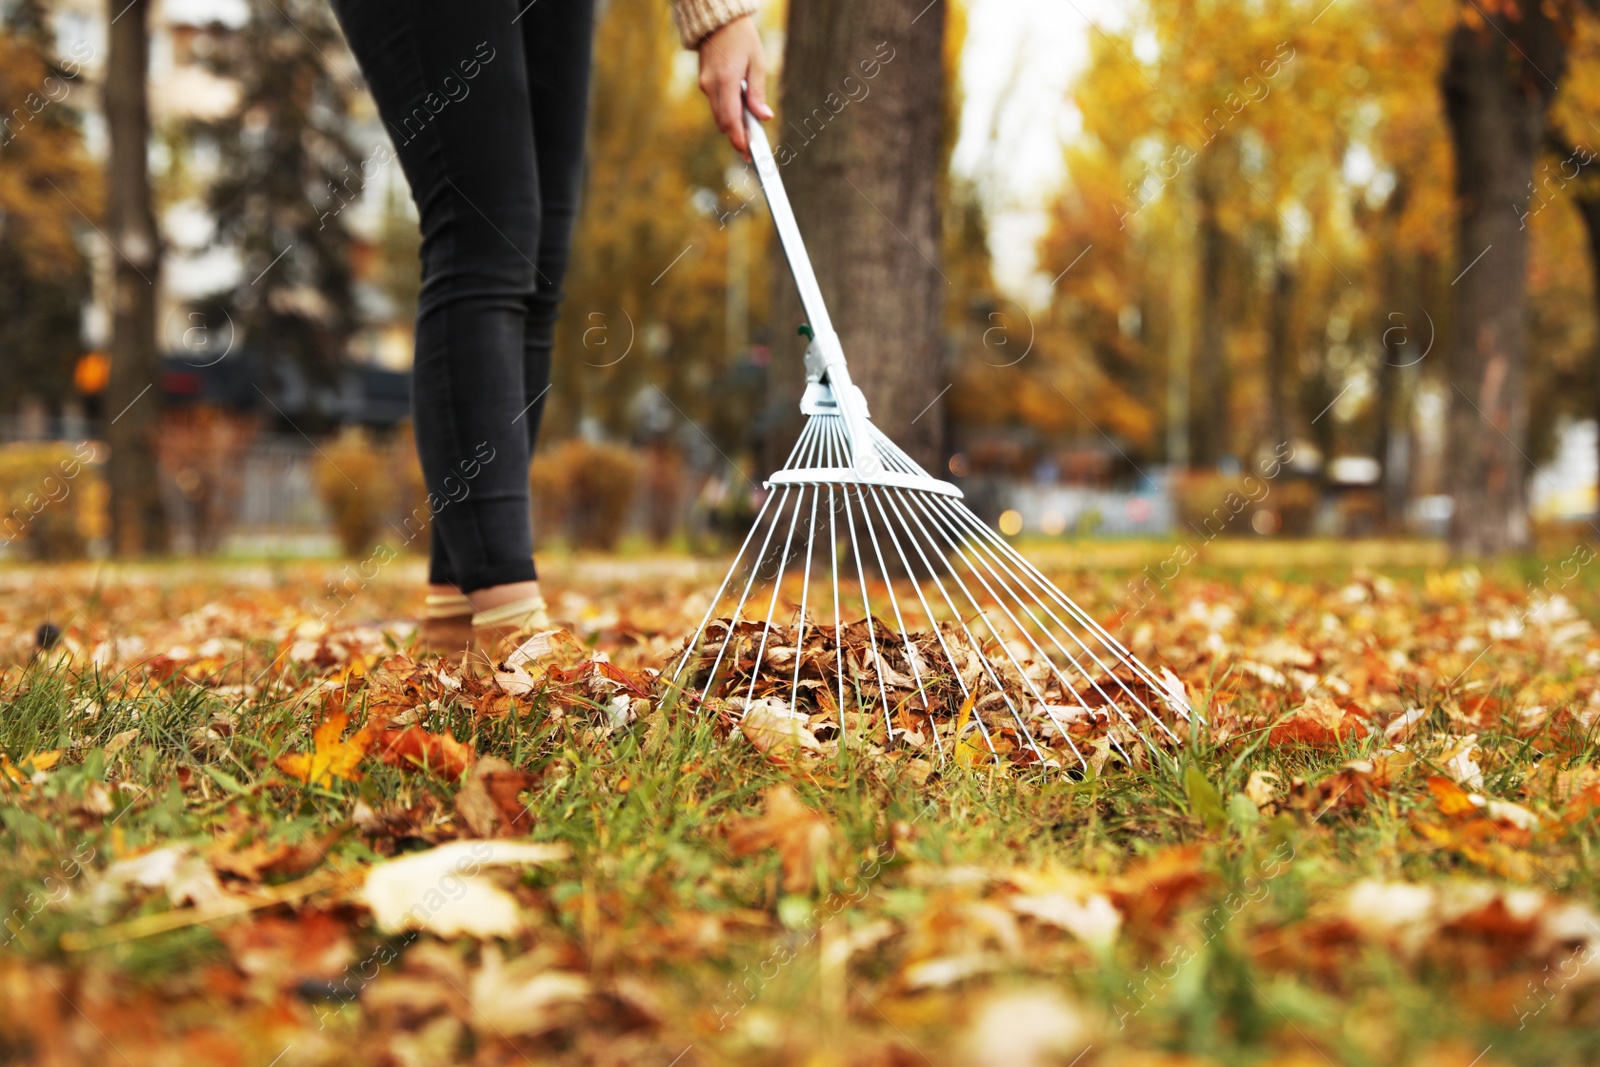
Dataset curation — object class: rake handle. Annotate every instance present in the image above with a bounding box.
[743,98,882,477]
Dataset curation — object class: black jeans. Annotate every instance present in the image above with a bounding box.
[330,0,595,592]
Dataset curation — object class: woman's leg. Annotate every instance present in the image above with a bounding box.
[468,1,597,623]
[328,0,541,599]
[516,0,598,463]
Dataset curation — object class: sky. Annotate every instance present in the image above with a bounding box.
[952,0,1126,306]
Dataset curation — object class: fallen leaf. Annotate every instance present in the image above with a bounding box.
[505,629,568,668]
[219,911,354,985]
[209,831,333,882]
[377,726,476,781]
[1158,666,1190,711]
[23,750,62,773]
[739,698,821,755]
[90,844,225,913]
[1439,734,1485,790]
[275,711,373,787]
[901,952,1004,990]
[469,946,588,1035]
[1109,846,1209,930]
[1561,783,1600,827]
[1384,707,1428,741]
[453,757,539,838]
[1482,797,1540,832]
[952,691,991,768]
[359,840,569,938]
[957,987,1094,1067]
[493,662,542,698]
[1270,692,1369,747]
[1369,746,1418,787]
[1009,890,1121,951]
[724,785,834,894]
[105,728,140,755]
[1245,770,1281,808]
[1427,775,1479,817]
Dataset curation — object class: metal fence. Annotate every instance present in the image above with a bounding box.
[159,436,338,555]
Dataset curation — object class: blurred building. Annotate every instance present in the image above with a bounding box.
[52,0,413,385]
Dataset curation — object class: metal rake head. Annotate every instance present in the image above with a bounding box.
[671,98,1198,771]
[668,396,1198,773]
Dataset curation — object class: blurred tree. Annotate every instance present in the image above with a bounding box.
[377,180,419,329]
[0,0,96,421]
[554,0,768,459]
[187,0,362,390]
[105,0,168,554]
[940,0,1004,467]
[1440,0,1572,556]
[1547,14,1600,520]
[1357,0,1456,527]
[1039,0,1457,506]
[764,0,946,473]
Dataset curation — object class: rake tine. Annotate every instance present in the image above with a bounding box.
[863,487,962,757]
[673,416,826,691]
[868,491,999,760]
[856,485,935,720]
[672,482,779,689]
[699,486,795,702]
[818,414,894,739]
[881,489,1063,768]
[988,527,1195,719]
[868,481,1039,763]
[862,487,943,721]
[829,484,846,731]
[698,414,834,702]
[745,478,806,707]
[902,492,1141,727]
[790,486,819,718]
[881,488,1095,766]
[939,499,1188,744]
[905,491,1144,762]
[818,418,848,730]
[956,509,1180,746]
[879,428,1191,722]
[872,426,1190,736]
[840,468,894,740]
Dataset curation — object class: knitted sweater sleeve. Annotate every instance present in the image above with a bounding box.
[670,0,759,48]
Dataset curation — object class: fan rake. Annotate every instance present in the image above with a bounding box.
[667,103,1196,772]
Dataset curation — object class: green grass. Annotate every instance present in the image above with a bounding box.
[3,553,1600,1064]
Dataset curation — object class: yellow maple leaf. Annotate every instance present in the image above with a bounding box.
[275,711,373,787]
[22,749,61,773]
[2,750,63,784]
[952,691,991,768]
[1426,775,1479,817]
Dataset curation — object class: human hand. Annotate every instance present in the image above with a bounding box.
[696,14,771,159]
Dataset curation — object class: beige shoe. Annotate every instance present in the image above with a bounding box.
[417,593,473,656]
[469,595,551,662]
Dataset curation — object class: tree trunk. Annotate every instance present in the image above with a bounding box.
[1375,190,1409,531]
[104,0,167,555]
[1263,256,1293,458]
[1189,159,1228,469]
[1440,5,1566,557]
[763,0,946,475]
[1573,194,1600,512]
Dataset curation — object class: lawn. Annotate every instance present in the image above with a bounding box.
[3,546,1600,1066]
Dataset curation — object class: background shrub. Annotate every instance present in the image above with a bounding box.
[312,428,397,557]
[0,441,103,560]
[530,439,642,551]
